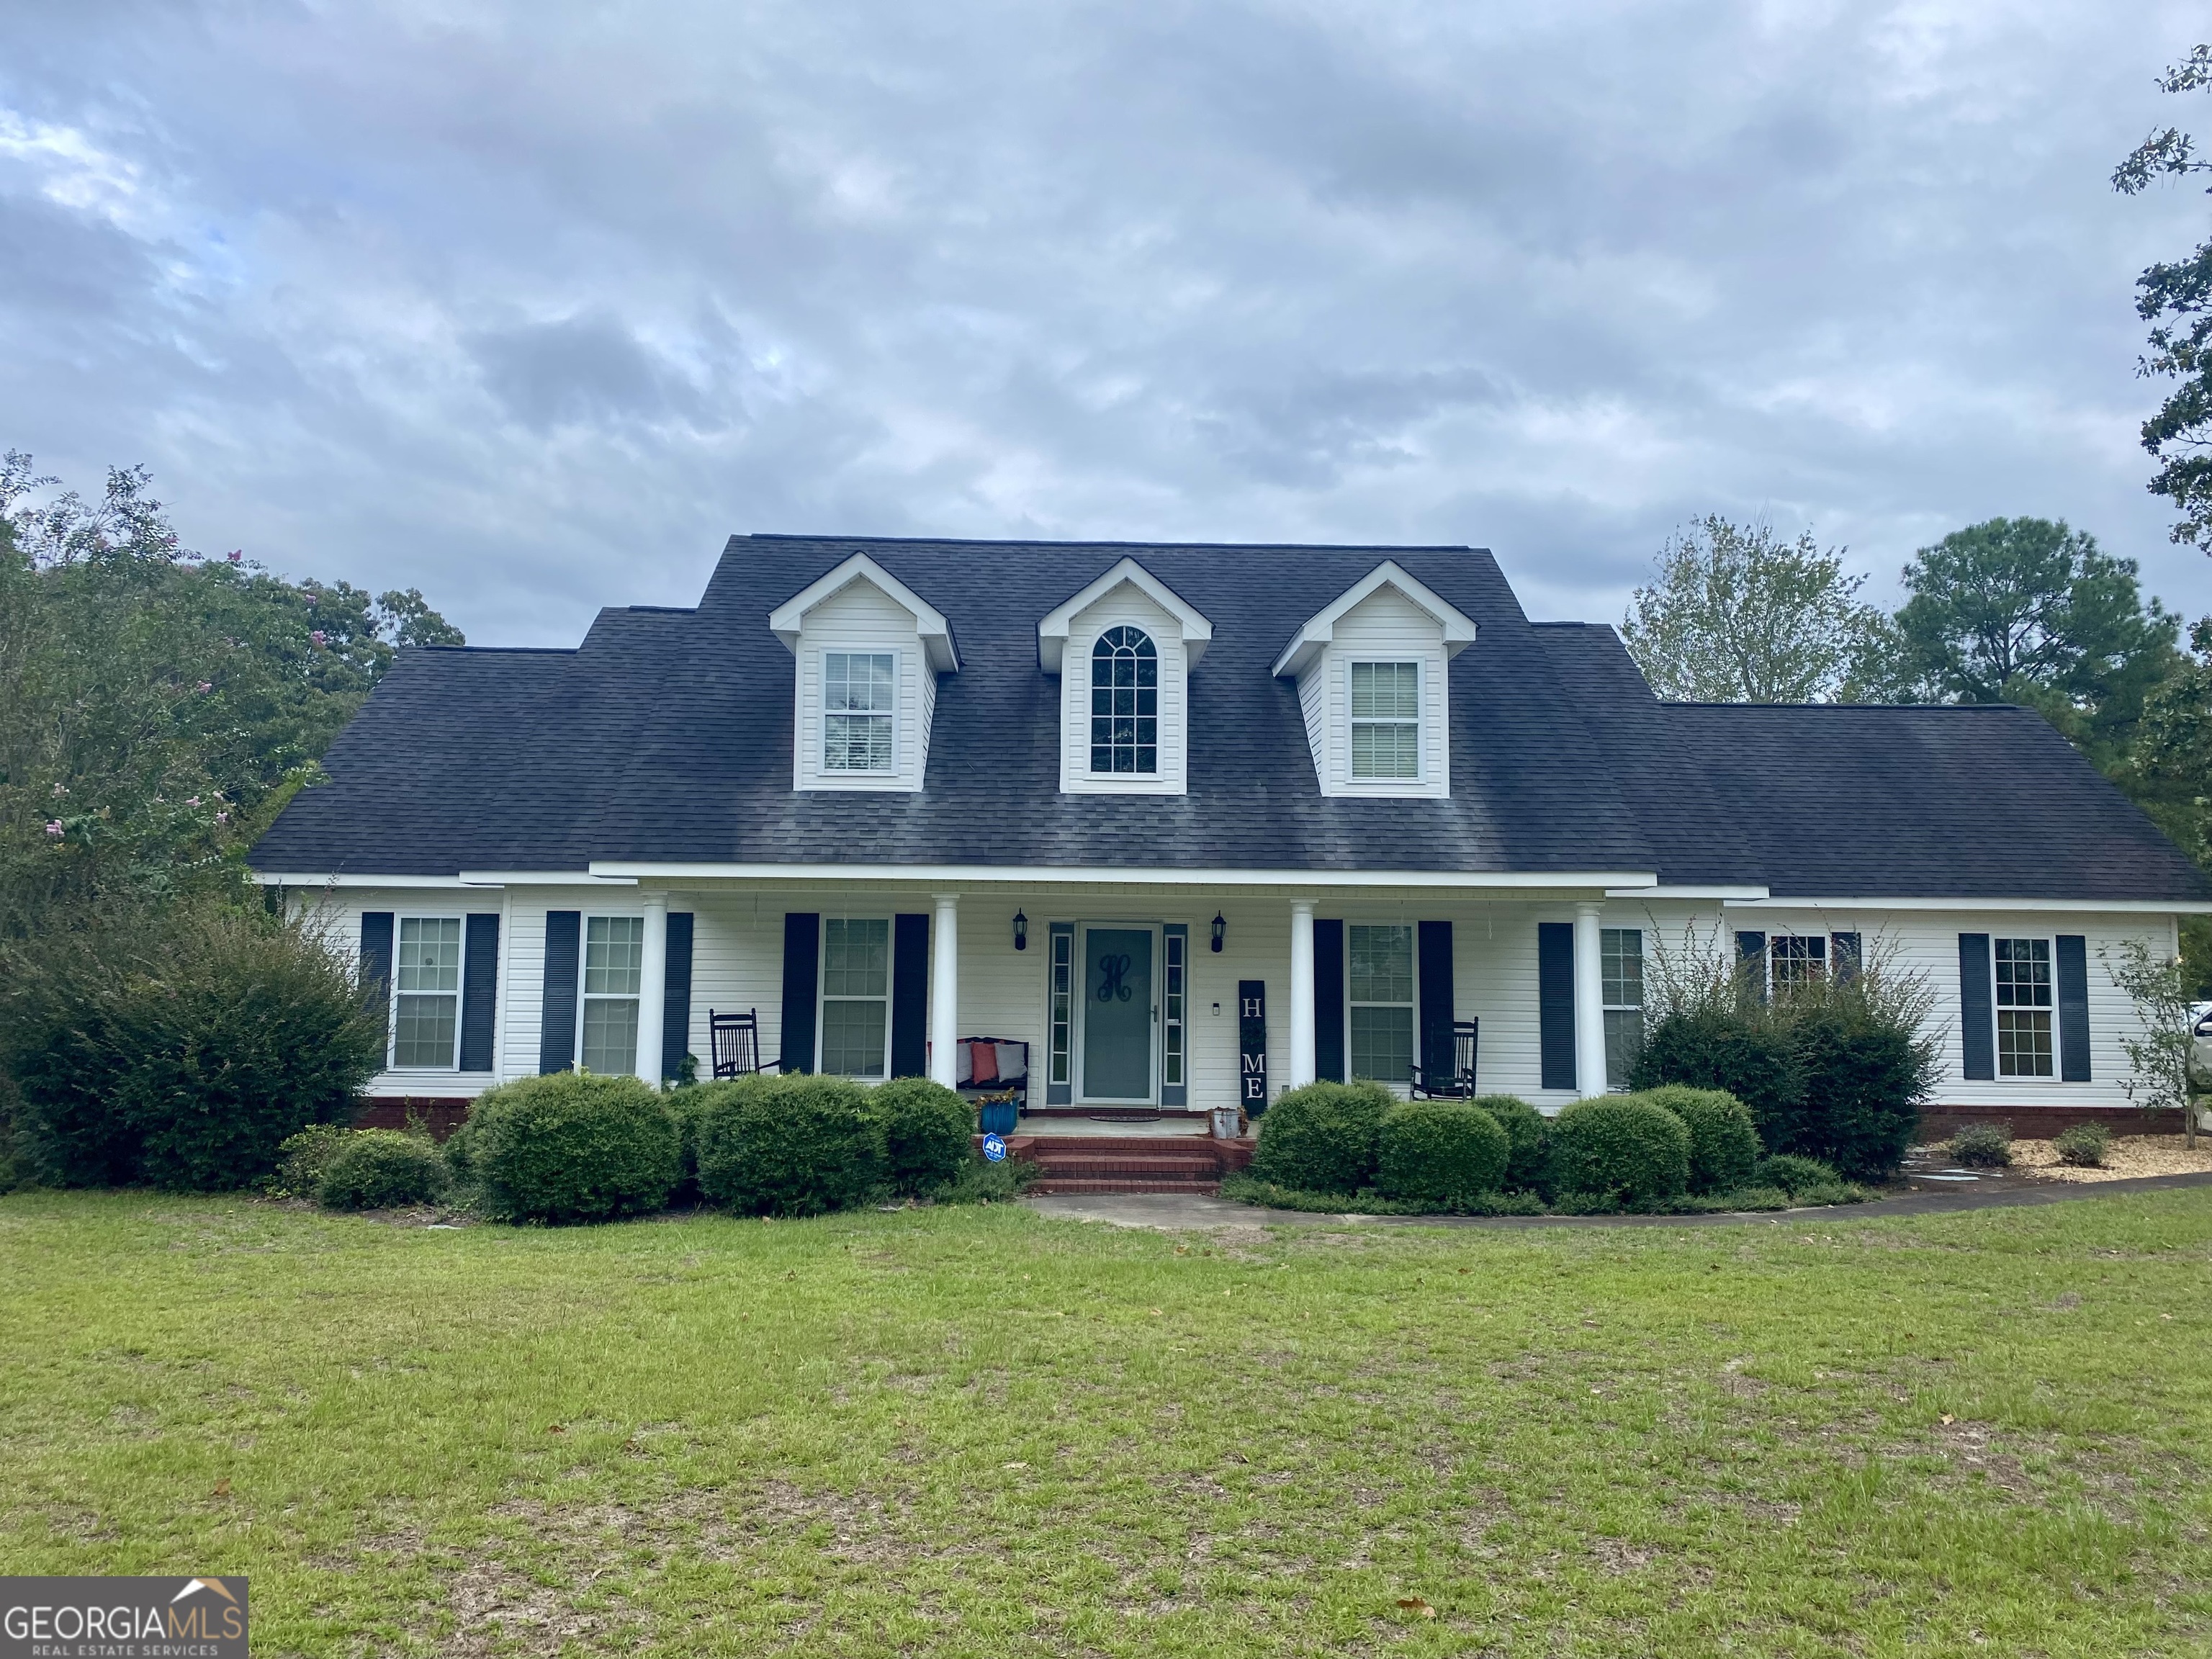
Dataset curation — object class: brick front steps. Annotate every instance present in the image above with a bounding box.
[997,1133,1256,1195]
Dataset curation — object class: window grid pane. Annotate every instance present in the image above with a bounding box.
[584,916,644,996]
[580,995,639,1074]
[1995,938,2053,1007]
[1600,928,1643,1010]
[819,999,886,1078]
[1771,935,1827,994]
[1997,1010,2054,1077]
[1603,1008,1642,1092]
[1347,925,1414,1004]
[1347,924,1415,1082]
[1050,930,1073,1086]
[1164,932,1184,1087]
[396,917,462,992]
[1089,626,1159,773]
[1350,1007,1415,1084]
[821,918,890,1079]
[393,993,458,1069]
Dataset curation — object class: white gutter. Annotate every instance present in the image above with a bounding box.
[586,860,1660,891]
[1722,895,2212,916]
[1605,884,1771,901]
[251,871,637,889]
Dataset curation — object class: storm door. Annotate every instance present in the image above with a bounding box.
[1079,925,1156,1103]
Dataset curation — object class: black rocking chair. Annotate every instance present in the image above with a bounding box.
[709,1009,781,1079]
[1407,1019,1480,1100]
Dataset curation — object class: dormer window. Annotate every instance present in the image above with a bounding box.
[769,553,958,793]
[1273,560,1476,799]
[1091,627,1159,773]
[1349,662,1420,780]
[824,652,895,772]
[1040,557,1212,796]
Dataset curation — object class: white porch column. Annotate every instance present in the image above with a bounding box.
[637,891,669,1087]
[1289,899,1316,1088]
[1573,899,1606,1098]
[930,893,959,1087]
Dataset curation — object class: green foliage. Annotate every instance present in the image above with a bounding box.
[1629,1006,1802,1141]
[1632,1084,1759,1194]
[2054,1122,2113,1168]
[1892,518,2179,762]
[0,451,461,940]
[1,907,382,1190]
[868,1076,974,1196]
[1375,1102,1508,1204]
[463,1072,679,1224]
[317,1129,445,1210]
[1949,1124,2014,1169]
[1620,516,1889,703]
[1467,1094,1551,1192]
[933,1156,1041,1205]
[1550,1096,1690,1208]
[694,1074,886,1217]
[1248,1080,1394,1197]
[1786,1001,1938,1180]
[268,1122,358,1199]
[2100,937,2200,1143]
[1218,1172,1547,1216]
[2126,616,2212,886]
[1755,1154,1841,1196]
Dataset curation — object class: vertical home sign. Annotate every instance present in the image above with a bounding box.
[1237,979,1268,1114]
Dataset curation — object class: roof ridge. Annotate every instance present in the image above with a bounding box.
[742,532,1480,552]
[1661,699,2028,712]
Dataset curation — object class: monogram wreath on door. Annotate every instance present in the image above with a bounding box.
[1096,953,1133,1002]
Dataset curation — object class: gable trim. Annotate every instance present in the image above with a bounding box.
[1038,557,1215,672]
[1271,559,1479,680]
[768,553,960,673]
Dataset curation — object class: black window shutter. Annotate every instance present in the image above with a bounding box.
[661,912,694,1082]
[1735,930,1768,1002]
[780,913,820,1074]
[359,912,394,1055]
[2056,934,2091,1083]
[458,913,500,1071]
[1313,919,1346,1083]
[1418,921,1455,1087]
[539,911,581,1074]
[891,913,930,1077]
[1538,921,1575,1092]
[1831,932,1861,985]
[1959,932,1994,1082]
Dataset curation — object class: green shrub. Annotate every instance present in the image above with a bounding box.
[1949,1123,2013,1168]
[1248,1080,1393,1195]
[869,1076,974,1195]
[1634,1085,1759,1194]
[2054,1122,2111,1168]
[1630,1007,1802,1148]
[696,1074,886,1216]
[318,1129,445,1210]
[661,1084,717,1203]
[1,909,382,1191]
[1550,1095,1690,1208]
[269,1121,358,1198]
[936,1157,1041,1205]
[1786,1004,1935,1179]
[465,1071,680,1223]
[1467,1095,1551,1192]
[1755,1153,1840,1196]
[1375,1102,1509,1203]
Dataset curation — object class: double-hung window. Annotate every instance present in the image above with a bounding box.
[1348,923,1416,1084]
[1349,662,1419,780]
[1771,935,1826,995]
[820,918,891,1079]
[392,917,462,1068]
[823,652,895,773]
[580,916,644,1074]
[1995,937,2054,1078]
[1601,927,1644,1090]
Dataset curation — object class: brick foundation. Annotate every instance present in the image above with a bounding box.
[351,1097,472,1141]
[1916,1104,2195,1141]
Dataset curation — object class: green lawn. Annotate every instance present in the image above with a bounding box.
[1,1192,2208,1658]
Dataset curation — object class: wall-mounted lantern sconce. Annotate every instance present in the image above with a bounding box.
[1210,912,1226,953]
[1013,909,1028,951]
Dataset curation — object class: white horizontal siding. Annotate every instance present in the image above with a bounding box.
[1056,585,1190,796]
[793,580,929,793]
[1290,585,1451,798]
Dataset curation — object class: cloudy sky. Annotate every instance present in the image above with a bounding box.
[4,0,2208,644]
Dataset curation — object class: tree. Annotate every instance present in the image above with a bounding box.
[2100,938,2201,1147]
[0,451,464,937]
[2126,616,2212,994]
[1892,517,2179,763]
[1621,516,1887,703]
[2116,44,2212,552]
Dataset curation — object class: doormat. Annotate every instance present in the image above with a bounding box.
[1085,1112,1162,1123]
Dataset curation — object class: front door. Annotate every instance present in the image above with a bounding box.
[1081,925,1155,1103]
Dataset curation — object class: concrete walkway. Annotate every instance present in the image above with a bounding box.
[1024,1169,2212,1231]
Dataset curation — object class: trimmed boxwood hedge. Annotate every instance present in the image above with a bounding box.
[458,1071,680,1224]
[1550,1094,1690,1207]
[868,1077,974,1195]
[696,1074,887,1216]
[1467,1094,1551,1192]
[1375,1102,1509,1203]
[1634,1084,1759,1195]
[1249,1080,1394,1195]
[318,1129,445,1210]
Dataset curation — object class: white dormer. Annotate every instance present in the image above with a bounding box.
[770,554,958,792]
[1038,557,1213,796]
[1272,560,1476,799]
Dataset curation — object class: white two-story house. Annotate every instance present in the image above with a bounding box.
[248,534,2211,1142]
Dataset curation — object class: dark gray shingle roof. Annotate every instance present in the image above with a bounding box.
[248,534,2211,902]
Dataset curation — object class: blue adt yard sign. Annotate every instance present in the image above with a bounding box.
[981,1133,1007,1162]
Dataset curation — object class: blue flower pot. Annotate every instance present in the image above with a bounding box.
[979,1101,1018,1136]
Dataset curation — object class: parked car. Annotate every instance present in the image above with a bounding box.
[2194,1002,2212,1089]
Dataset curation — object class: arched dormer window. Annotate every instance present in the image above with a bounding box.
[1090,626,1158,773]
